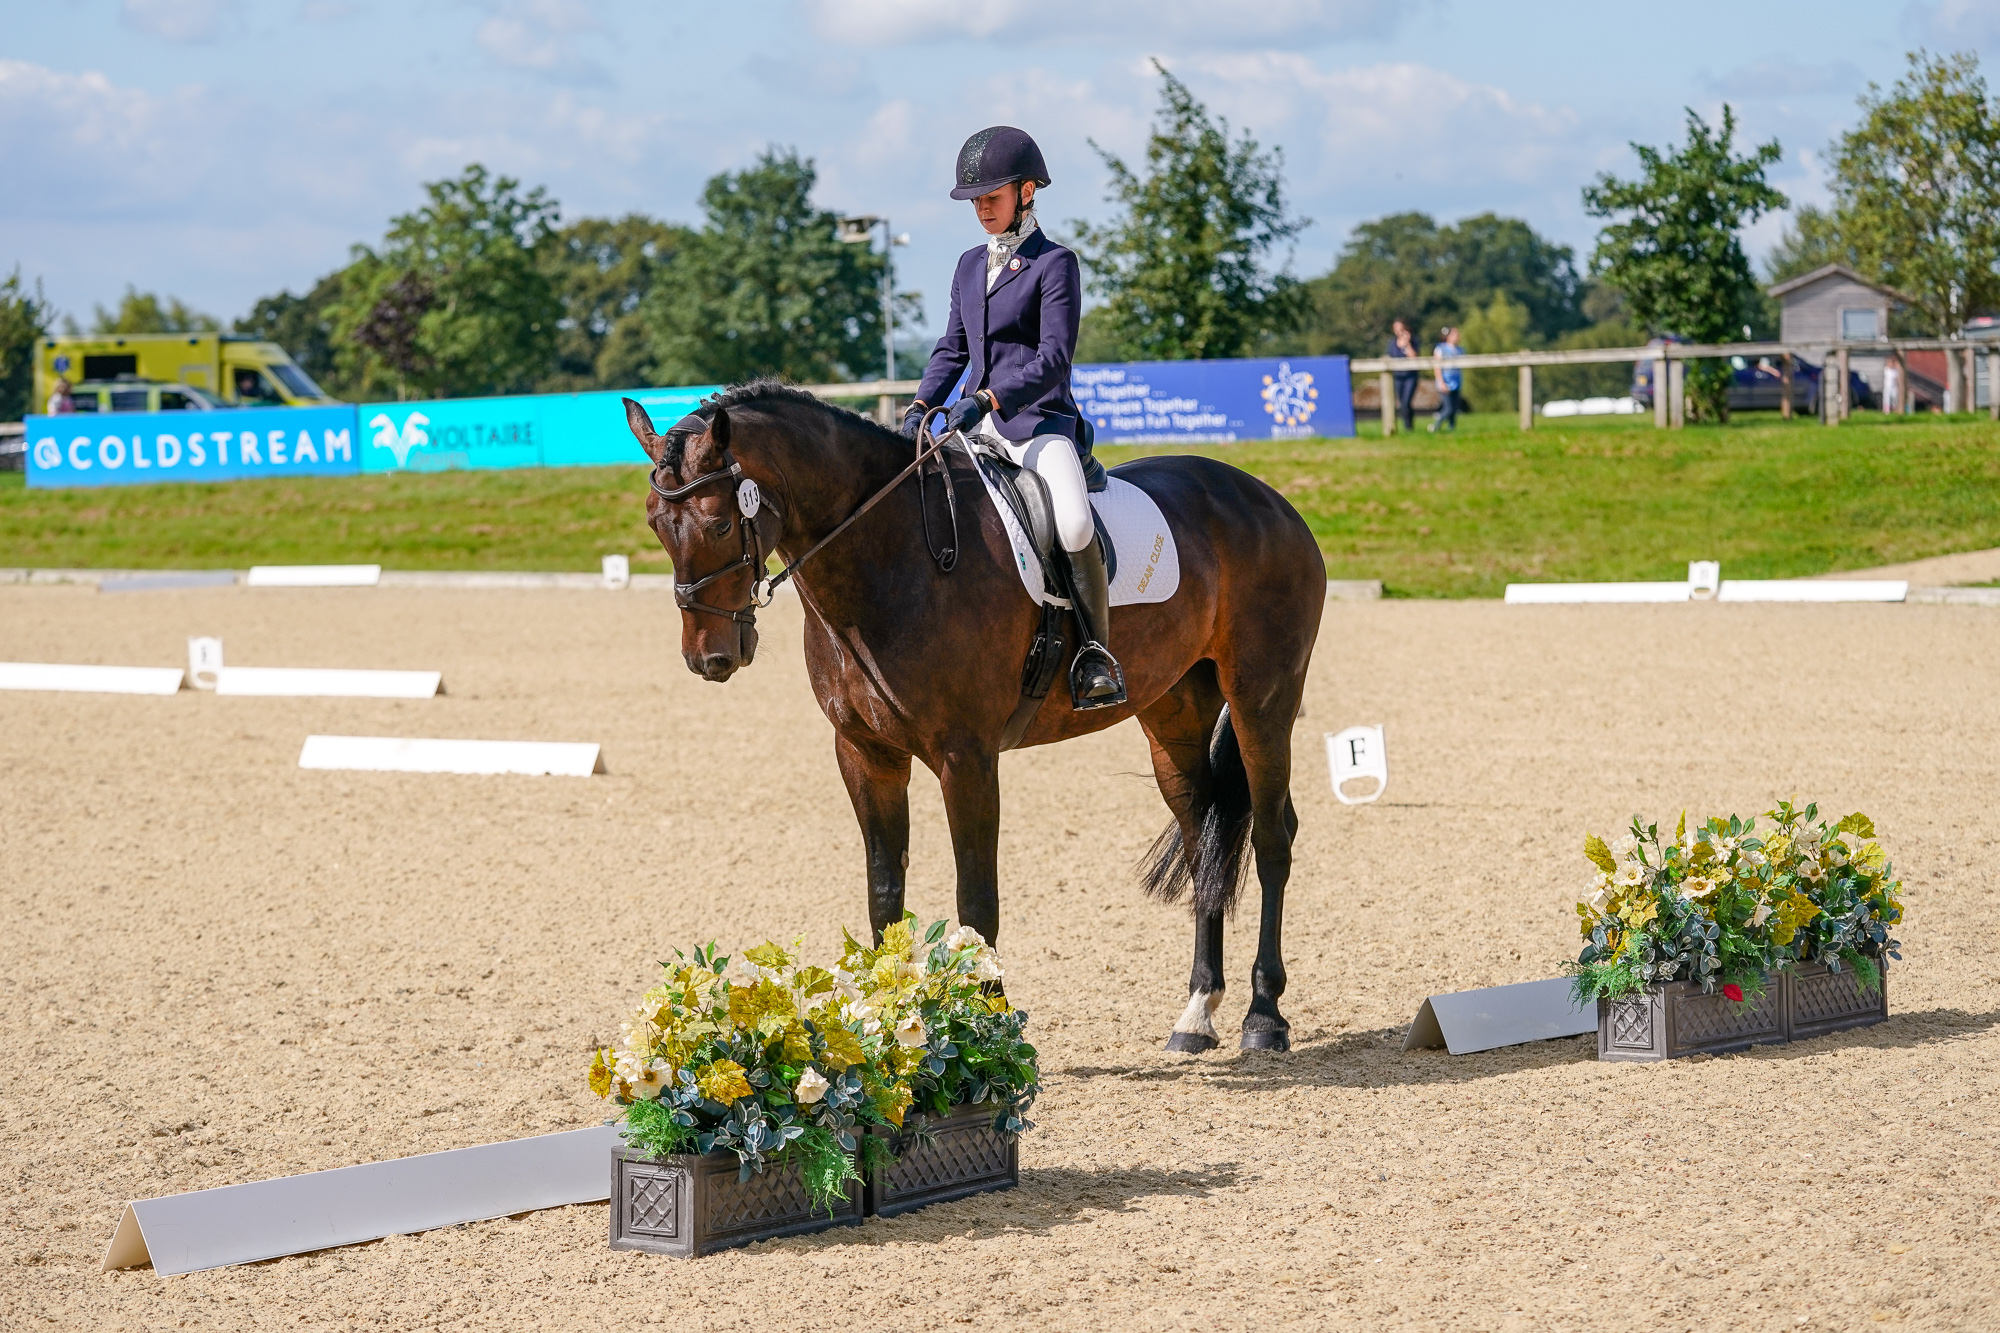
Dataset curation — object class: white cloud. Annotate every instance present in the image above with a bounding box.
[120,0,237,42]
[1903,0,2000,45]
[801,0,1412,47]
[1703,58,1865,100]
[474,0,606,81]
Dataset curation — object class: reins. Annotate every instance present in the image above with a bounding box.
[650,406,959,625]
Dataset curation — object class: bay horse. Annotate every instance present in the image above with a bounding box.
[623,383,1325,1052]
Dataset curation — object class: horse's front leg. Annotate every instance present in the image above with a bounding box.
[834,730,912,942]
[935,743,1002,948]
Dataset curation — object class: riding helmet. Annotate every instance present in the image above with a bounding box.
[950,126,1051,200]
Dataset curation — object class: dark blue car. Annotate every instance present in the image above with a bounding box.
[1632,338,1873,414]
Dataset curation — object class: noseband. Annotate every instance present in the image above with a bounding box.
[648,408,958,629]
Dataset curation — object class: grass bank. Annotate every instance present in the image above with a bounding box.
[3,410,1997,597]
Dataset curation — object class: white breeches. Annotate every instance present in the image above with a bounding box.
[972,418,1094,552]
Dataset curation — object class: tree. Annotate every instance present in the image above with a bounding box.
[539,215,690,391]
[1292,211,1585,357]
[235,271,345,393]
[1584,105,1785,421]
[1455,291,1536,413]
[644,149,889,384]
[1763,204,1857,286]
[331,164,562,399]
[0,268,52,420]
[1072,62,1307,361]
[79,286,218,334]
[1826,50,2000,335]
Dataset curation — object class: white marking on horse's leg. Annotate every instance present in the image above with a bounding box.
[1172,989,1223,1038]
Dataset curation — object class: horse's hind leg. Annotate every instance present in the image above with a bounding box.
[1217,675,1307,1052]
[1137,664,1228,1053]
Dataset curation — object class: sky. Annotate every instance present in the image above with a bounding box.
[4,0,1996,340]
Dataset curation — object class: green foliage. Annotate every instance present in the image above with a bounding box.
[0,268,52,420]
[1764,204,1857,287]
[538,214,691,392]
[1584,106,1786,422]
[76,286,218,335]
[1540,314,1650,402]
[643,149,890,385]
[1292,212,1585,358]
[1455,291,1537,412]
[792,1123,862,1218]
[1072,62,1307,361]
[1826,50,2000,336]
[234,272,345,395]
[620,1093,696,1160]
[331,164,562,400]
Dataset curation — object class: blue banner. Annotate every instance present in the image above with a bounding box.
[25,406,360,488]
[359,387,717,473]
[1072,356,1353,444]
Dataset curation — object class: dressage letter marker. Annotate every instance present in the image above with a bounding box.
[246,564,382,588]
[1326,725,1387,804]
[102,1126,619,1275]
[601,554,630,589]
[0,663,184,695]
[1403,978,1595,1055]
[299,735,604,777]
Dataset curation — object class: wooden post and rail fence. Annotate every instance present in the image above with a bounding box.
[799,336,1998,436]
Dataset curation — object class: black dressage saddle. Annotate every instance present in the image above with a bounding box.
[970,445,1116,599]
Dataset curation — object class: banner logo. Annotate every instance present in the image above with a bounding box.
[33,437,60,470]
[1260,362,1319,428]
[369,411,431,467]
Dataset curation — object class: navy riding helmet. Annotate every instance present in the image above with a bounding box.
[950,126,1051,200]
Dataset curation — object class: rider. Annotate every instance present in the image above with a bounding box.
[902,126,1125,710]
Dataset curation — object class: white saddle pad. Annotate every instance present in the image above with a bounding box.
[963,440,1181,607]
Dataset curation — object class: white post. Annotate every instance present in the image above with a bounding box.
[1379,372,1396,436]
[1654,354,1669,428]
[1668,359,1685,429]
[1837,347,1851,422]
[1518,364,1534,430]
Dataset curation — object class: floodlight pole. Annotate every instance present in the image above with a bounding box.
[840,215,909,382]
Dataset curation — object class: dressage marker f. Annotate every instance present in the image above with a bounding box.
[1326,725,1387,804]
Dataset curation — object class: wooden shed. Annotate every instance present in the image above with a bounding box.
[1767,264,1909,394]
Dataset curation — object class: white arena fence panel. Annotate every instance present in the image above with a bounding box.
[299,735,604,776]
[246,564,382,588]
[217,668,441,699]
[1718,580,1908,603]
[0,663,185,694]
[1504,582,1691,604]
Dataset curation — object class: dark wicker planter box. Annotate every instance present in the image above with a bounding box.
[610,1145,861,1258]
[866,1102,1018,1219]
[1597,959,1888,1062]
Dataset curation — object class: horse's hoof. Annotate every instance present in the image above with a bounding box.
[1239,1028,1291,1052]
[1164,1032,1219,1054]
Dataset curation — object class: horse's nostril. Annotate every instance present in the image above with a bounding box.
[698,654,737,681]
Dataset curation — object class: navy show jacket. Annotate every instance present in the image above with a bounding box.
[915,228,1088,454]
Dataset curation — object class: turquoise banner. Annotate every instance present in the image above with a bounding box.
[358,387,717,473]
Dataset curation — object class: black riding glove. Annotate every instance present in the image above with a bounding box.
[945,393,988,435]
[899,403,926,440]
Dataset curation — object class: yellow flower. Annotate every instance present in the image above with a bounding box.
[873,1081,913,1128]
[696,1059,752,1105]
[587,1048,614,1099]
[816,1021,865,1071]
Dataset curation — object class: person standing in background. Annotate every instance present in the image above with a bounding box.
[45,377,76,414]
[1387,319,1419,433]
[1881,356,1902,415]
[1430,326,1463,433]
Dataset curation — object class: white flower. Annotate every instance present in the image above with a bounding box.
[1613,862,1646,888]
[1613,834,1640,860]
[1587,886,1613,913]
[944,925,987,952]
[794,1067,830,1105]
[972,952,1004,983]
[722,957,766,987]
[1678,877,1715,901]
[1798,858,1825,881]
[830,968,863,1001]
[893,1014,927,1047]
[1749,902,1773,927]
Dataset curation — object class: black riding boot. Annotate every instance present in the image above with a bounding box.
[1066,536,1127,710]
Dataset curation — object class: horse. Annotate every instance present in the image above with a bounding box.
[622,383,1325,1053]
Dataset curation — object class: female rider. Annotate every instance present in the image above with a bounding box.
[901,126,1123,709]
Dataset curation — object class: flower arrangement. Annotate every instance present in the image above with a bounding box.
[1567,801,1904,1004]
[588,915,1038,1215]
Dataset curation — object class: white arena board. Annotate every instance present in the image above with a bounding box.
[299,735,603,776]
[246,564,382,588]
[1404,978,1595,1055]
[0,663,184,695]
[217,668,441,698]
[1504,582,1690,604]
[103,1126,619,1276]
[1717,579,1907,603]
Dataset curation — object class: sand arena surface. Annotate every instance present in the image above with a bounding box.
[3,585,1997,1332]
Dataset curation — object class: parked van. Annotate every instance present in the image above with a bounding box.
[34,333,335,413]
[60,378,229,414]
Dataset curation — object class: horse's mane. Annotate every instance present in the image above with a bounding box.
[663,377,909,472]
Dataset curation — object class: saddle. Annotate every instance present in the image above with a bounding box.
[970,446,1115,600]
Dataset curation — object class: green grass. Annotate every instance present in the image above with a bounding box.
[4,410,1998,597]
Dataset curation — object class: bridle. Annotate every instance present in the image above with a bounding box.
[648,406,958,628]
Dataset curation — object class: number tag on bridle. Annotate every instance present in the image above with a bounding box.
[736,478,762,519]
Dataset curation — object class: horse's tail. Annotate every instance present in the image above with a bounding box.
[1138,704,1255,917]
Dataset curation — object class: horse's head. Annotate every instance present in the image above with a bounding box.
[624,397,777,683]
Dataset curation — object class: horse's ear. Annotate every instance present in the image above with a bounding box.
[709,408,730,450]
[683,407,729,473]
[622,398,668,465]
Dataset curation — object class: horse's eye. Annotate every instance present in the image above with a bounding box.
[711,518,733,538]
